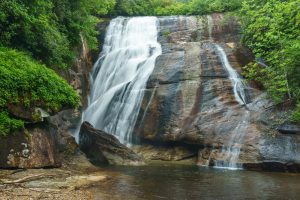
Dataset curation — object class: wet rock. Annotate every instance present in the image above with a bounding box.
[277,124,300,134]
[0,122,61,169]
[79,122,143,165]
[49,109,81,154]
[134,14,255,146]
[132,145,196,161]
[133,14,300,171]
[7,104,50,123]
[244,161,300,173]
[25,173,107,190]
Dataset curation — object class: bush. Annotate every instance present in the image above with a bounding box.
[114,0,243,16]
[291,103,300,122]
[0,0,116,69]
[240,0,300,121]
[0,47,80,135]
[0,112,24,137]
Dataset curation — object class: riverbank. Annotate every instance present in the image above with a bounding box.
[0,153,108,200]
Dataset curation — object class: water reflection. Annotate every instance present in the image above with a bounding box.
[93,164,300,200]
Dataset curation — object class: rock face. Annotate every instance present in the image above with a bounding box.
[132,14,300,171]
[0,122,60,169]
[0,29,100,169]
[132,145,196,162]
[59,20,110,109]
[49,109,81,154]
[79,122,143,165]
[277,124,300,134]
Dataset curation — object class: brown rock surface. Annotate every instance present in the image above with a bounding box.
[79,122,144,165]
[132,14,300,170]
[0,122,60,169]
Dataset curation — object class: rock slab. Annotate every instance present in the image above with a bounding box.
[0,122,61,169]
[79,122,143,165]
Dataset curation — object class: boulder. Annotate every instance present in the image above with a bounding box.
[79,122,143,165]
[0,122,61,169]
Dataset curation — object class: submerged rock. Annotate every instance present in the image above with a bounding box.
[79,122,143,165]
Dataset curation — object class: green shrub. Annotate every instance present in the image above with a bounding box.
[240,0,300,121]
[114,0,243,16]
[0,112,24,137]
[291,103,300,122]
[0,47,80,135]
[0,0,116,69]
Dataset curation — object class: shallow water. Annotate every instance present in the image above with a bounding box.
[93,163,300,200]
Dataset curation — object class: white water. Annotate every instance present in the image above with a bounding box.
[213,44,250,169]
[215,44,248,105]
[77,17,162,144]
[214,111,250,170]
[207,15,213,41]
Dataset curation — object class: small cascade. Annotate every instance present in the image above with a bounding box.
[77,17,162,144]
[214,111,250,169]
[214,44,248,105]
[207,15,213,41]
[212,45,250,169]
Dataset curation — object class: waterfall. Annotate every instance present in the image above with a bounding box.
[77,17,162,144]
[213,44,250,169]
[214,111,250,169]
[214,44,248,105]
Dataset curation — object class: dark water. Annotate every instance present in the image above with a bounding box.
[93,163,300,200]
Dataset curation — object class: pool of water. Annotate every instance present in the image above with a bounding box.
[93,163,300,200]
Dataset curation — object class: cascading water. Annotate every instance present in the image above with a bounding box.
[214,110,250,169]
[214,44,248,105]
[207,15,213,41]
[77,17,162,144]
[213,44,250,169]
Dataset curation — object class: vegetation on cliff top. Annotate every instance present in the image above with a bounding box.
[114,0,243,16]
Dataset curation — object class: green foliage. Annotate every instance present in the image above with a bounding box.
[0,112,24,137]
[291,103,300,122]
[114,0,242,16]
[0,47,80,135]
[188,0,243,15]
[0,0,116,69]
[154,1,189,16]
[0,0,118,135]
[240,0,300,121]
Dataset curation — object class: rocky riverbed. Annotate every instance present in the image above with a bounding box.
[0,153,108,200]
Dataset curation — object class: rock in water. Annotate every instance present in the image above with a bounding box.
[79,122,143,165]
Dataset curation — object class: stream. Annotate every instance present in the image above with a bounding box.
[92,164,300,200]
